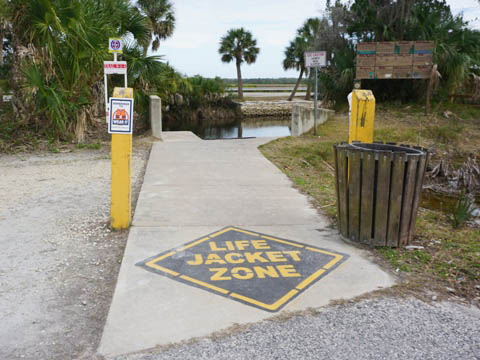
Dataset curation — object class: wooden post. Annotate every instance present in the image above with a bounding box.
[335,145,349,237]
[360,151,375,244]
[348,149,362,242]
[425,64,437,115]
[387,152,406,246]
[425,78,432,116]
[374,151,393,246]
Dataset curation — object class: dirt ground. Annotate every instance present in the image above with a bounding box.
[0,141,151,359]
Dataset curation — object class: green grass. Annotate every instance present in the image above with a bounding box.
[76,142,102,150]
[260,104,480,302]
[423,121,465,144]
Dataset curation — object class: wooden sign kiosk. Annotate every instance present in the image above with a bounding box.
[355,41,436,114]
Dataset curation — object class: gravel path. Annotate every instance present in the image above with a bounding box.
[0,145,150,360]
[117,298,480,360]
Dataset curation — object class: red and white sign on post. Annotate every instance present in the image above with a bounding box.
[305,51,327,68]
[104,61,127,75]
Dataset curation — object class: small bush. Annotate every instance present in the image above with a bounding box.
[451,192,475,228]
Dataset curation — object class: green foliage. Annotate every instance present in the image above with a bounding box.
[137,0,175,51]
[318,43,356,102]
[283,36,309,72]
[293,0,480,104]
[405,0,480,97]
[219,28,259,65]
[0,79,9,92]
[283,18,321,99]
[5,0,151,140]
[121,40,165,116]
[144,61,226,110]
[451,192,475,228]
[184,76,226,108]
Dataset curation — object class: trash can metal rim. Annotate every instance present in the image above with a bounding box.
[334,142,427,161]
[349,142,425,155]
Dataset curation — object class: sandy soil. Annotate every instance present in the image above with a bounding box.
[0,143,150,359]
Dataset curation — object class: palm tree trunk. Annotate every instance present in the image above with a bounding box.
[10,33,30,124]
[305,71,313,100]
[236,61,243,100]
[288,67,304,101]
[0,29,3,65]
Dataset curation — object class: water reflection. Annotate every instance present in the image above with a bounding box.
[200,117,291,140]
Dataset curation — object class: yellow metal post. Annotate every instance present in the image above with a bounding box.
[348,89,375,144]
[111,87,133,229]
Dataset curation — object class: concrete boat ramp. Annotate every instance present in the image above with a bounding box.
[98,132,394,358]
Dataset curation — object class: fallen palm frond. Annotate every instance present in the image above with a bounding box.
[428,155,480,194]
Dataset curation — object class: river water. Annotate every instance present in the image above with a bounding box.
[196,117,291,140]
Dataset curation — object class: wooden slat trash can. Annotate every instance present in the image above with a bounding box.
[333,142,429,247]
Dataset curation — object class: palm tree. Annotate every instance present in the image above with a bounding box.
[219,28,259,100]
[283,36,309,101]
[7,0,151,140]
[297,18,321,100]
[136,0,175,52]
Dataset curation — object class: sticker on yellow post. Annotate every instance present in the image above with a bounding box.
[349,89,375,144]
[110,87,133,230]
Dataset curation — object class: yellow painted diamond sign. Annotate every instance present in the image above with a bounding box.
[137,227,348,312]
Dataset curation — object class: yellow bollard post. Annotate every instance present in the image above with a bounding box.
[348,89,375,144]
[110,87,134,229]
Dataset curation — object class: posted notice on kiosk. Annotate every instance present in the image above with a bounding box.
[108,97,134,134]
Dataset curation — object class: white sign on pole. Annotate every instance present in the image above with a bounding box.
[2,94,13,102]
[104,61,127,75]
[305,51,327,68]
[108,97,134,134]
[108,38,123,54]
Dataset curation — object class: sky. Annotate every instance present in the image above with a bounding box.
[153,0,480,79]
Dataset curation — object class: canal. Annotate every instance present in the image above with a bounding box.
[200,117,291,139]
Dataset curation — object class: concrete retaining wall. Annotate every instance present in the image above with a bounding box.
[239,101,292,117]
[291,104,335,137]
[149,95,162,139]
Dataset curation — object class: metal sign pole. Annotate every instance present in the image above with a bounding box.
[104,74,109,123]
[304,51,326,136]
[314,67,318,136]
